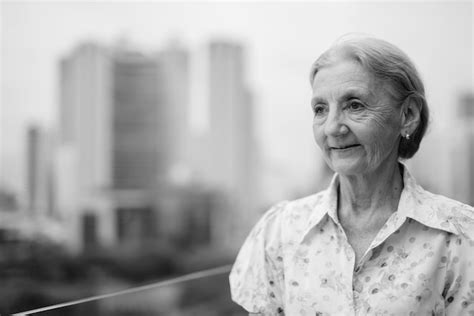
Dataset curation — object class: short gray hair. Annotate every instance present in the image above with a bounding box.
[309,35,429,159]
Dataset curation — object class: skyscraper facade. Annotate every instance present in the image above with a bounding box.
[26,124,55,216]
[112,50,161,190]
[158,43,191,184]
[58,42,114,251]
[452,92,474,206]
[26,125,41,212]
[207,41,258,249]
[59,42,113,195]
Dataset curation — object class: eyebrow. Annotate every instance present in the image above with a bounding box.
[311,96,325,106]
[311,87,371,105]
[343,88,371,99]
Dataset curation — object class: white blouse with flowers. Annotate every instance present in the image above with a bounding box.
[229,165,474,315]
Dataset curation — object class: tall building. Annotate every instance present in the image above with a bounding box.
[57,40,192,252]
[111,43,191,191]
[0,124,64,245]
[59,42,113,194]
[158,42,191,184]
[112,44,195,248]
[26,125,41,212]
[26,125,55,215]
[57,42,120,251]
[112,50,162,190]
[205,41,258,249]
[452,92,474,206]
[58,42,114,251]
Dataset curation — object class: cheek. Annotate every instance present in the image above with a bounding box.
[354,107,396,128]
[363,125,400,156]
[312,123,325,147]
[355,110,401,146]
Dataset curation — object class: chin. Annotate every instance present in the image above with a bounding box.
[327,160,367,176]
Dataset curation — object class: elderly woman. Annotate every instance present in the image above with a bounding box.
[229,36,474,315]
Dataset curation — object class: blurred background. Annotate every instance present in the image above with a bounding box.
[0,1,473,315]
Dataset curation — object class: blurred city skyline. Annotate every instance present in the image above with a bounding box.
[0,2,472,313]
[50,38,262,251]
[0,32,265,313]
[2,1,473,205]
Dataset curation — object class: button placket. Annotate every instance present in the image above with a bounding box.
[354,264,362,273]
[333,221,360,314]
[352,274,365,314]
[369,213,405,251]
[353,277,363,293]
[356,214,405,273]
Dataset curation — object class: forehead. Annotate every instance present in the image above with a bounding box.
[311,59,378,98]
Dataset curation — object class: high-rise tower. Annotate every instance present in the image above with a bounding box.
[452,92,474,206]
[26,124,55,215]
[206,41,258,249]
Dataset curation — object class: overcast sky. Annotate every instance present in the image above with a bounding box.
[1,1,472,200]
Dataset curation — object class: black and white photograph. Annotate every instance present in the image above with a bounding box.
[1,1,473,315]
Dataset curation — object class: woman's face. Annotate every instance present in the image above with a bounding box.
[311,58,402,176]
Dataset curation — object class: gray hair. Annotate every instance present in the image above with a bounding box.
[309,35,429,159]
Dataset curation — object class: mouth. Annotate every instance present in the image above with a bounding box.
[330,144,361,150]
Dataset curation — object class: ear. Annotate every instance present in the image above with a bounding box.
[400,96,421,137]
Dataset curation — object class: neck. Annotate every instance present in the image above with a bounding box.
[338,162,403,219]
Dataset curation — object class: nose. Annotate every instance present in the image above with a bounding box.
[324,108,348,137]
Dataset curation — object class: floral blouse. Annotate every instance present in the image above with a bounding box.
[229,165,474,315]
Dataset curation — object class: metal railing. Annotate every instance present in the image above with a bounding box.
[11,264,233,316]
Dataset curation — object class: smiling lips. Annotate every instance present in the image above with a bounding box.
[330,144,361,150]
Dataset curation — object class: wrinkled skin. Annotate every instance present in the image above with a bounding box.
[311,59,404,177]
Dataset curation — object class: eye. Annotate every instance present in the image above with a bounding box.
[347,100,364,111]
[313,104,327,116]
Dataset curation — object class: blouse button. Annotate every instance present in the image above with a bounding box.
[353,281,363,293]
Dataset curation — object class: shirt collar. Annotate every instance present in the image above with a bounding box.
[298,163,460,244]
[298,173,339,243]
[398,164,459,235]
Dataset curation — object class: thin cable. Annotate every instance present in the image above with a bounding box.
[12,264,233,316]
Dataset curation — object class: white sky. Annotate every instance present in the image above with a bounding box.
[1,1,473,200]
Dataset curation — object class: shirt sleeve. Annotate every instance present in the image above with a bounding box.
[229,202,287,315]
[443,233,474,314]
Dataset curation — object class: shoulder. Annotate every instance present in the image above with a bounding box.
[239,190,330,254]
[231,190,329,267]
[419,188,474,241]
[401,165,474,240]
[263,190,328,216]
[287,189,329,211]
[254,190,330,239]
[246,200,289,243]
